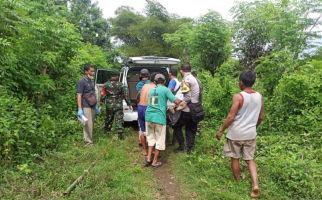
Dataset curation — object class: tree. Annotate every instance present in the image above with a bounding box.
[110,6,144,47]
[110,2,190,57]
[67,0,111,49]
[232,0,322,69]
[164,11,231,75]
[144,0,169,22]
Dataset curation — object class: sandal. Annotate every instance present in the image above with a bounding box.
[151,161,162,168]
[143,160,152,167]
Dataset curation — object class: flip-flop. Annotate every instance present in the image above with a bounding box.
[143,160,152,167]
[151,161,162,168]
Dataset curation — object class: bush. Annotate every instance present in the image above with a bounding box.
[266,60,322,134]
[0,87,78,164]
[201,59,240,123]
[256,50,297,97]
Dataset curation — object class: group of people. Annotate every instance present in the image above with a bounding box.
[76,63,264,198]
[136,64,202,168]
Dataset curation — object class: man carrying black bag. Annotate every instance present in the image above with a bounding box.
[173,64,204,153]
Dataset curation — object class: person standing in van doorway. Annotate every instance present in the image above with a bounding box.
[215,71,264,198]
[167,68,183,145]
[103,71,131,140]
[168,68,181,94]
[76,64,100,146]
[173,64,200,153]
[137,73,157,156]
[136,68,150,145]
[136,68,150,92]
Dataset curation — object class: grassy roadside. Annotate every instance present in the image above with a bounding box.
[168,122,322,200]
[0,119,158,200]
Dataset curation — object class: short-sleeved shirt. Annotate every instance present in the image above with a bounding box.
[76,76,95,108]
[136,80,151,92]
[182,73,200,112]
[168,79,177,91]
[138,83,156,106]
[145,85,176,125]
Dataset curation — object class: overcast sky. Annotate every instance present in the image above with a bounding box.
[96,0,238,20]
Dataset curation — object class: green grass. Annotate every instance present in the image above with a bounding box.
[1,118,321,200]
[0,119,158,200]
[168,123,322,200]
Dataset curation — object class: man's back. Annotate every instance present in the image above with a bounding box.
[227,91,262,140]
[145,85,176,125]
[139,83,155,106]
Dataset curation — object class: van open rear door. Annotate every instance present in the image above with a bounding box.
[95,69,122,102]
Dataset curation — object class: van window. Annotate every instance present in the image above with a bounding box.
[96,70,111,84]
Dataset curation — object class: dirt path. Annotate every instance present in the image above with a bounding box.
[153,148,182,200]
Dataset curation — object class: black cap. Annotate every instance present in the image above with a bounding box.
[140,68,150,78]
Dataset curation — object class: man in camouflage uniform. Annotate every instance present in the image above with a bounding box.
[104,71,131,139]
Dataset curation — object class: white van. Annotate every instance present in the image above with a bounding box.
[95,56,180,122]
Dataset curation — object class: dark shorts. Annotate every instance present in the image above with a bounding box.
[137,105,147,134]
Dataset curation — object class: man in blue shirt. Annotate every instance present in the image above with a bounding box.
[136,68,151,92]
[168,68,180,93]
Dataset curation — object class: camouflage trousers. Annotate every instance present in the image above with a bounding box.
[105,108,124,139]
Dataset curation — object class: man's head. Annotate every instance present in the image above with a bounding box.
[83,63,95,79]
[150,72,158,82]
[169,68,177,79]
[154,73,166,85]
[239,70,256,89]
[110,71,119,81]
[140,68,150,80]
[180,64,191,76]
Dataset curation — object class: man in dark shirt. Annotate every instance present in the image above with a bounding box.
[76,64,100,146]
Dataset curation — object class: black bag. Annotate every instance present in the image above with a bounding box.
[188,102,205,123]
[167,110,182,127]
[83,93,97,107]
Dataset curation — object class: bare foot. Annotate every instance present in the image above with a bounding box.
[250,186,260,198]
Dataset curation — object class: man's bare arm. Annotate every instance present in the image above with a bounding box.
[216,94,242,140]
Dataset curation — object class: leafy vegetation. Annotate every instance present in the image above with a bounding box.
[0,123,159,199]
[1,0,321,199]
[0,0,112,165]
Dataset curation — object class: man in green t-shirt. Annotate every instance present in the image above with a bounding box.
[144,74,182,168]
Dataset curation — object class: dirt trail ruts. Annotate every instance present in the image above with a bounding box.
[153,148,182,200]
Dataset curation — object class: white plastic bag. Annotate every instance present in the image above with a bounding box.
[77,114,88,126]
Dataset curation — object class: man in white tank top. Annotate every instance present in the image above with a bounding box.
[215,71,264,198]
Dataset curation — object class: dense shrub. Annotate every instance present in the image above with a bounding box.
[256,50,297,96]
[265,60,322,134]
[201,59,240,122]
[0,88,50,162]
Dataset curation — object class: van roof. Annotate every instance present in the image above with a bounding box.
[127,56,180,65]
